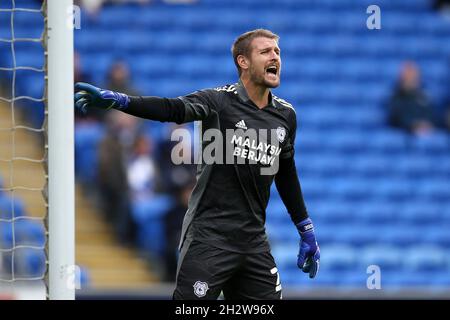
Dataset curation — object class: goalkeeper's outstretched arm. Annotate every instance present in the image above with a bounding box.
[74,82,210,124]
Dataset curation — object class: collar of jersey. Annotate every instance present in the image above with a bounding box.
[236,79,277,109]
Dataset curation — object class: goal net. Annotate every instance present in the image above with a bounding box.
[0,0,74,300]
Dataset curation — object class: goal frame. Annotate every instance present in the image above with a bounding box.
[46,0,75,300]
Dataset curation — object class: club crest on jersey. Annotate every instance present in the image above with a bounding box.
[276,127,286,143]
[193,281,209,298]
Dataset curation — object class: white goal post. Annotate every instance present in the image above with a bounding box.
[46,0,75,300]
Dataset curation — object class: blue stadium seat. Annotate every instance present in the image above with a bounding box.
[361,245,403,271]
[0,246,45,278]
[266,197,287,221]
[299,154,351,177]
[352,155,393,177]
[271,244,298,270]
[382,226,418,246]
[371,179,413,201]
[266,221,297,243]
[392,154,435,177]
[74,122,105,184]
[397,202,442,224]
[324,130,367,153]
[404,245,448,272]
[422,227,450,247]
[368,130,409,152]
[132,195,173,224]
[133,195,173,256]
[0,220,13,249]
[13,46,45,69]
[417,180,450,201]
[392,271,442,287]
[300,177,331,200]
[0,219,45,249]
[430,272,450,287]
[0,195,27,219]
[6,0,42,9]
[320,245,358,272]
[357,202,398,224]
[309,201,356,223]
[340,226,382,246]
[329,178,372,201]
[17,247,46,277]
[408,132,449,154]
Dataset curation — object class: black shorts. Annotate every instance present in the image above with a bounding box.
[173,239,282,300]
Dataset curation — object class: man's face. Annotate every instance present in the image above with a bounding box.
[246,37,281,88]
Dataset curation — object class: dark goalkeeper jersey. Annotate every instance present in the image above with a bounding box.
[126,80,308,254]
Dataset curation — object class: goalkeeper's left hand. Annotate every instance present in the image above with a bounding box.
[296,217,320,278]
[74,82,129,114]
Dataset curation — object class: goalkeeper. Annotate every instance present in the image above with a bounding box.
[74,29,320,299]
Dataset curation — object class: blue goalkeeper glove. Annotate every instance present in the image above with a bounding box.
[296,217,320,279]
[74,82,130,114]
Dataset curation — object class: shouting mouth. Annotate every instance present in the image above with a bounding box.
[265,65,279,80]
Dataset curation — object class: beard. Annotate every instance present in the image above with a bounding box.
[249,65,280,88]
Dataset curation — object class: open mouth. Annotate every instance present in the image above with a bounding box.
[266,65,278,76]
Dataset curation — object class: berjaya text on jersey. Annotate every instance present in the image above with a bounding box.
[170,123,285,175]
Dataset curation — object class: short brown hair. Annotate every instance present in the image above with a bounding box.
[231,29,279,76]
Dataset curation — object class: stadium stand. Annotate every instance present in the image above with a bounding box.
[1,0,450,291]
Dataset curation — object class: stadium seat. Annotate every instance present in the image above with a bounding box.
[74,122,105,184]
[0,219,45,253]
[422,227,450,247]
[0,195,27,219]
[382,227,419,246]
[361,245,403,271]
[132,195,174,256]
[271,243,298,270]
[404,245,449,272]
[319,244,358,272]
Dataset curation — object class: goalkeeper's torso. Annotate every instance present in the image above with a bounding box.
[178,80,297,253]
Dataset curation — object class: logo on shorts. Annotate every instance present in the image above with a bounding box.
[193,281,209,298]
[276,127,286,143]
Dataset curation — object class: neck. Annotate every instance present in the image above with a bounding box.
[240,76,270,109]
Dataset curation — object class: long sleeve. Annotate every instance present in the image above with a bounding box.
[275,156,309,225]
[275,107,308,225]
[125,89,218,124]
[126,96,188,124]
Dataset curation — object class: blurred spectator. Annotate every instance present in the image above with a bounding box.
[74,0,104,17]
[106,60,139,96]
[444,101,450,131]
[434,0,450,17]
[163,171,194,281]
[163,0,198,3]
[114,110,144,152]
[74,51,91,85]
[156,123,196,194]
[75,0,152,18]
[388,61,436,136]
[97,111,140,245]
[0,78,9,98]
[127,134,157,201]
[153,124,195,280]
[74,51,93,121]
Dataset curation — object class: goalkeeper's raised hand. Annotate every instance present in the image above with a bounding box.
[74,82,130,114]
[296,217,320,279]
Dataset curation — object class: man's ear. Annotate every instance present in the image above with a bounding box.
[237,55,249,72]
